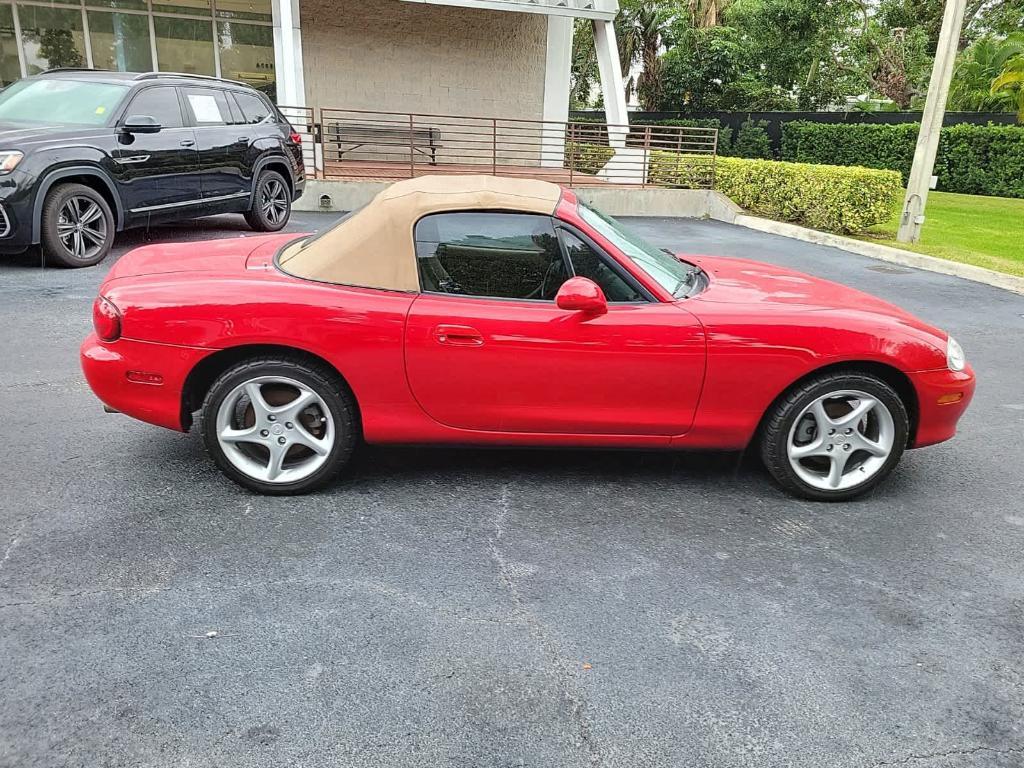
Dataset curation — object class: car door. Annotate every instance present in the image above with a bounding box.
[404,211,706,436]
[112,85,201,214]
[180,86,250,203]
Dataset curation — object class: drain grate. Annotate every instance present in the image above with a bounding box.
[866,264,914,274]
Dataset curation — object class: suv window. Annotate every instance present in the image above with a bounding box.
[0,78,128,126]
[234,91,273,124]
[182,87,233,126]
[558,229,645,302]
[415,212,568,300]
[123,86,183,129]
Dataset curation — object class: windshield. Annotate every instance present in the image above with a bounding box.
[578,202,701,298]
[0,78,129,126]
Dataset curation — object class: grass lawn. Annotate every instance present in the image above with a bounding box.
[857,191,1024,277]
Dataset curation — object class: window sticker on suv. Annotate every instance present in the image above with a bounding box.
[187,93,223,124]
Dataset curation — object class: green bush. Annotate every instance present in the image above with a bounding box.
[565,141,615,175]
[649,154,903,234]
[722,119,773,159]
[782,121,1024,199]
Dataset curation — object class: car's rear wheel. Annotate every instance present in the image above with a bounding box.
[200,357,357,494]
[40,183,115,268]
[760,372,909,501]
[244,170,291,232]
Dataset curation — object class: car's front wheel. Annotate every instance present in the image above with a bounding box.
[760,372,909,501]
[244,170,291,232]
[40,183,115,268]
[200,356,358,494]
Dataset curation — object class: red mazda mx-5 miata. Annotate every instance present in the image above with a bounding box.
[81,175,975,501]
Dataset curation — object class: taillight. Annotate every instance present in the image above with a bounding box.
[93,295,122,341]
[289,131,302,145]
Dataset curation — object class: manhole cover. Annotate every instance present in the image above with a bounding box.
[866,264,914,274]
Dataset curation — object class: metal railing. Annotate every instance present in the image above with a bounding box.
[278,106,718,190]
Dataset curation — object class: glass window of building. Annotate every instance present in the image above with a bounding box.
[90,0,150,11]
[153,16,215,76]
[151,0,213,16]
[215,0,271,22]
[217,21,274,98]
[0,5,21,87]
[17,4,87,75]
[87,11,154,73]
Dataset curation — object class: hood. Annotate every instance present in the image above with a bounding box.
[103,233,302,283]
[687,253,934,323]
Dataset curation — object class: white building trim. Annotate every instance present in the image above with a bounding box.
[398,0,618,20]
[540,15,573,167]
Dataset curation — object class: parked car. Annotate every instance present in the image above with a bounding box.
[0,69,305,267]
[80,175,975,501]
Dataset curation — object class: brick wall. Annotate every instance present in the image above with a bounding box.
[300,0,549,120]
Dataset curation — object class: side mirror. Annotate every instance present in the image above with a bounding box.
[121,115,161,134]
[556,276,608,316]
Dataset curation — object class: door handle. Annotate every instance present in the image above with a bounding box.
[179,139,195,147]
[434,324,484,346]
[237,136,250,142]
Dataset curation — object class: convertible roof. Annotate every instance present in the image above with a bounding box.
[278,175,563,292]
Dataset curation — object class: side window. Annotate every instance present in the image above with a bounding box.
[559,229,645,302]
[415,212,568,300]
[182,87,233,126]
[123,87,183,129]
[234,91,273,124]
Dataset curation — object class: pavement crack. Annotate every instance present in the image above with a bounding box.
[0,520,27,574]
[871,744,1024,766]
[488,483,604,767]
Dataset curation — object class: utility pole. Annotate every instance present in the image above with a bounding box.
[896,0,968,243]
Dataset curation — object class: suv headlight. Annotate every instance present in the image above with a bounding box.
[0,151,23,174]
[947,336,966,371]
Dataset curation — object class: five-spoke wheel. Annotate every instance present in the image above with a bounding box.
[761,372,909,501]
[201,357,357,494]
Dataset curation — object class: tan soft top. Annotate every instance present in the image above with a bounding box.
[278,175,563,292]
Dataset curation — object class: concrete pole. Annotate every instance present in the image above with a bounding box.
[896,0,967,243]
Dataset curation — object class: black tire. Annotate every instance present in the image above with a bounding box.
[200,355,358,495]
[40,183,115,268]
[760,371,909,502]
[244,170,291,232]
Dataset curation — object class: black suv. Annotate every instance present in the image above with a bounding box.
[0,69,305,267]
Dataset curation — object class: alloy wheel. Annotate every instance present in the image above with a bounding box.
[786,389,896,491]
[215,376,335,483]
[57,196,107,261]
[260,178,288,226]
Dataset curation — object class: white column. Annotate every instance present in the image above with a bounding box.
[592,18,628,147]
[540,15,573,168]
[272,0,306,107]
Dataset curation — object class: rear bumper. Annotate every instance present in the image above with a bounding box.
[80,333,212,432]
[908,365,976,448]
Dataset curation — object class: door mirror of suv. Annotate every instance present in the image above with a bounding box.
[121,115,162,134]
[556,277,608,316]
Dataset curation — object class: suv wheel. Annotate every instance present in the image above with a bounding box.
[245,170,291,232]
[40,183,115,268]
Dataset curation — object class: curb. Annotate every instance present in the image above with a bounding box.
[722,213,1024,297]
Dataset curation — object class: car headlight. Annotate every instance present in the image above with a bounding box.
[0,151,23,174]
[947,336,966,371]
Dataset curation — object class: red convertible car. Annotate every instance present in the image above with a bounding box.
[81,175,974,501]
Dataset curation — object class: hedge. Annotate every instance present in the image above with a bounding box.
[782,121,1024,199]
[649,154,904,234]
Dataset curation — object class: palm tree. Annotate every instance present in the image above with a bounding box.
[991,52,1024,122]
[616,1,671,110]
[951,34,1024,112]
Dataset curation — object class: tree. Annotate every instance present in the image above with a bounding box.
[950,33,1024,112]
[38,29,83,70]
[991,38,1024,122]
[616,0,678,110]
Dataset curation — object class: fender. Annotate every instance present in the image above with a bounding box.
[31,165,126,243]
[249,151,296,200]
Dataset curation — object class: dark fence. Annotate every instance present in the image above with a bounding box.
[571,110,1019,155]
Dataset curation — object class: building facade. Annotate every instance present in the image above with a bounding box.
[0,0,627,128]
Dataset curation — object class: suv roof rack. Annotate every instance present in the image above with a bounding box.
[41,67,107,74]
[133,72,245,86]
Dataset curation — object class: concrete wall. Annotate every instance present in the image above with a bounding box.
[300,0,549,120]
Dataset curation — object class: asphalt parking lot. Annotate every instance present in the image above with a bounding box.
[1,211,1023,768]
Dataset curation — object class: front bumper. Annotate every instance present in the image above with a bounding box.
[81,333,212,432]
[908,365,976,448]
